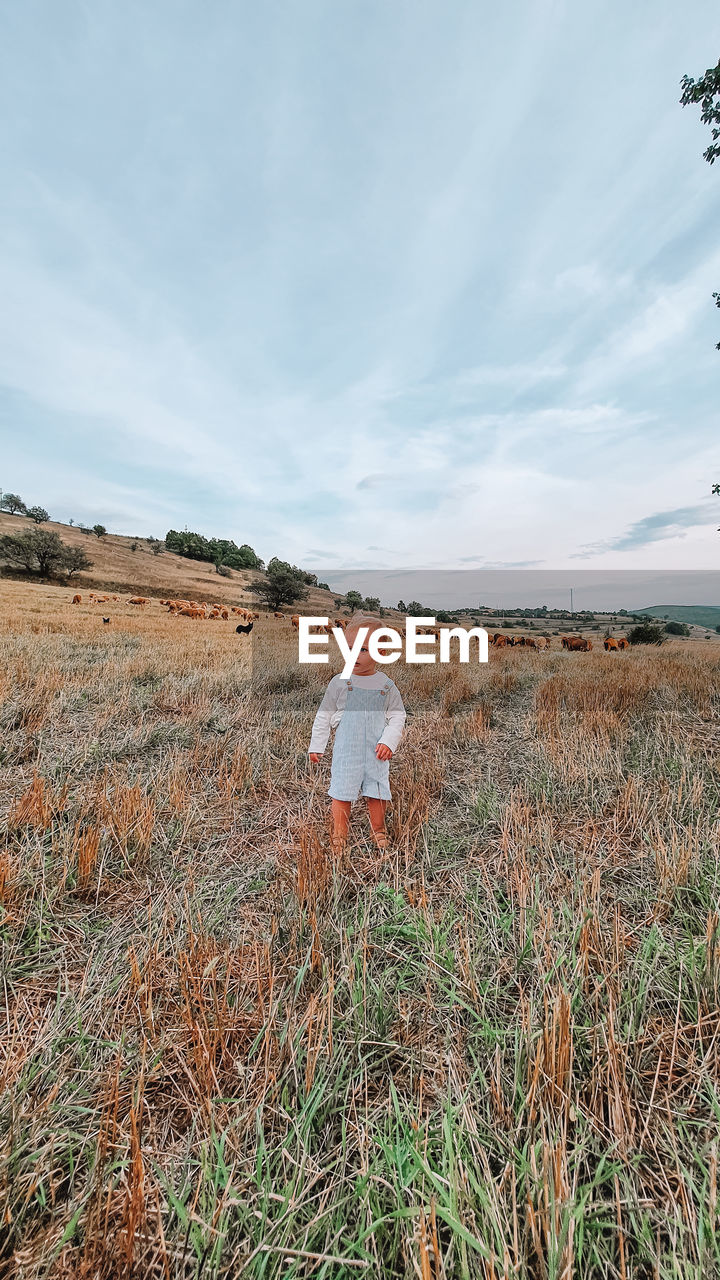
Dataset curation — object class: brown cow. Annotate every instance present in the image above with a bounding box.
[72,593,82,604]
[535,636,548,651]
[617,637,629,649]
[493,634,507,647]
[128,596,149,606]
[604,637,619,651]
[291,615,300,629]
[567,637,592,651]
[274,612,284,619]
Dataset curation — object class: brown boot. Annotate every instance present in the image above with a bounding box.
[371,828,388,850]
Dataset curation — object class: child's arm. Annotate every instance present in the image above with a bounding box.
[376,685,406,757]
[308,678,340,758]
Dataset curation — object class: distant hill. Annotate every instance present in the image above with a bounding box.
[637,604,720,630]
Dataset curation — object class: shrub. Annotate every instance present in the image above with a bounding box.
[627,622,666,646]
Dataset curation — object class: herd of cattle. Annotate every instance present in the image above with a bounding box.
[492,633,628,651]
[69,596,630,652]
[71,593,259,622]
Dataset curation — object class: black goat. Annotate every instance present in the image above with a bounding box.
[102,617,110,624]
[236,621,254,635]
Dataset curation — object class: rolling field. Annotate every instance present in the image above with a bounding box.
[2,582,720,1278]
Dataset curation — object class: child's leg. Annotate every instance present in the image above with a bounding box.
[366,798,388,847]
[331,799,351,846]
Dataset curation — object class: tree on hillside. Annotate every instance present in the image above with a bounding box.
[165,528,263,570]
[363,596,380,612]
[344,591,364,613]
[63,546,93,577]
[250,558,309,611]
[1,493,27,515]
[27,506,49,525]
[681,61,720,349]
[92,524,107,539]
[0,529,68,577]
[405,601,426,616]
[665,620,691,636]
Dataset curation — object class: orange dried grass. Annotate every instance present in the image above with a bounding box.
[8,772,67,830]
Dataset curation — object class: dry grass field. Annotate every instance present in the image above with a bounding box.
[2,580,720,1278]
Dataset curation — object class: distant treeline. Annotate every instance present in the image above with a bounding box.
[474,606,633,619]
[408,606,638,620]
[164,529,263,570]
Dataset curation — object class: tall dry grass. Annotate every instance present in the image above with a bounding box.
[1,587,720,1277]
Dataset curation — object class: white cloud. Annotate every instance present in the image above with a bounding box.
[553,263,633,300]
[576,249,720,393]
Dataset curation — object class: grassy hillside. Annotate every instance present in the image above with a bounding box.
[0,511,344,615]
[638,603,720,629]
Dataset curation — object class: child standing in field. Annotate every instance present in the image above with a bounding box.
[308,615,406,852]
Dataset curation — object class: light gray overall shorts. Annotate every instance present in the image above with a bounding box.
[329,677,394,802]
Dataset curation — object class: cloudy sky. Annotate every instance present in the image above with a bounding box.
[1,0,719,574]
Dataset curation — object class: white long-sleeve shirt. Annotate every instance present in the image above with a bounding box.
[308,672,406,756]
